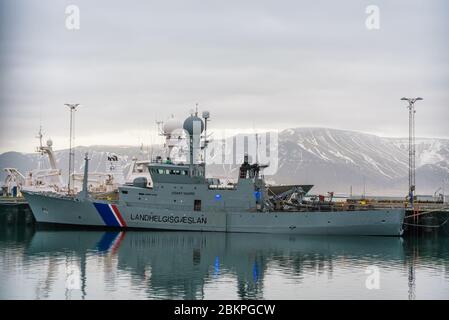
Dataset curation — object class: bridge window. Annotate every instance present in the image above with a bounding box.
[153,168,189,175]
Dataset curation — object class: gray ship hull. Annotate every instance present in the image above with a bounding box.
[23,191,404,236]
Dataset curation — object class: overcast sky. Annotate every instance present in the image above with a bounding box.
[0,0,448,152]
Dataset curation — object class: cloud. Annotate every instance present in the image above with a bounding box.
[1,0,448,152]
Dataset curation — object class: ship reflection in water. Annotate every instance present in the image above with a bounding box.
[0,222,448,299]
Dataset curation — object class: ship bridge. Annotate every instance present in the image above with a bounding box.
[147,160,206,185]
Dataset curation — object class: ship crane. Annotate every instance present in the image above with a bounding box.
[36,126,58,170]
[2,168,26,197]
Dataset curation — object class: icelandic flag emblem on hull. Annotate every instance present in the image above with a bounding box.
[93,203,127,227]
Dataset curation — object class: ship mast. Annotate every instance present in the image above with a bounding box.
[37,125,43,150]
[36,125,44,170]
[202,110,210,166]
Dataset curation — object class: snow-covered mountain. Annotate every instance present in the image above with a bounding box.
[1,128,448,196]
[275,128,449,195]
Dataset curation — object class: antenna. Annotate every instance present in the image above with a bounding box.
[149,123,154,160]
[65,103,80,194]
[36,125,43,150]
[38,105,42,147]
[255,132,259,164]
[251,120,259,164]
[363,176,366,199]
[202,110,210,166]
[156,119,164,136]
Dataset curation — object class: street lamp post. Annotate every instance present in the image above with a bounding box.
[65,104,80,194]
[400,97,423,209]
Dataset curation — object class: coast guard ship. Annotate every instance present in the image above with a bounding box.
[23,110,404,236]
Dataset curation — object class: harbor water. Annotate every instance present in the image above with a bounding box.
[0,206,448,300]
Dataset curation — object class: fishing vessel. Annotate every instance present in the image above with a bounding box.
[23,110,405,236]
[1,129,64,206]
[1,127,127,202]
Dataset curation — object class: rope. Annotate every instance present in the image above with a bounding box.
[403,217,449,228]
[404,207,449,219]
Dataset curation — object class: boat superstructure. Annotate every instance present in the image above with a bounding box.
[23,110,405,236]
[2,129,65,197]
[71,152,126,194]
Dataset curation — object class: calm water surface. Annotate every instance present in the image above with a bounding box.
[0,207,448,300]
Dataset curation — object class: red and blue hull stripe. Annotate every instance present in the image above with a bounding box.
[93,203,127,227]
[96,231,126,253]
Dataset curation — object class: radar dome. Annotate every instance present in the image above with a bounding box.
[163,116,182,134]
[183,114,204,136]
[46,139,53,147]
